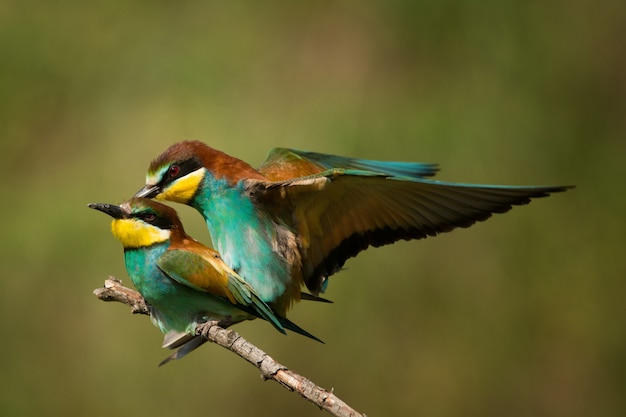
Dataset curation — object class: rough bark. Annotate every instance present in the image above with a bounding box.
[93,277,366,417]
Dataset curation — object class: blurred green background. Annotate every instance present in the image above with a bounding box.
[1,1,624,416]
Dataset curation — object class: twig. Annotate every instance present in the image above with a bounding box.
[93,277,366,417]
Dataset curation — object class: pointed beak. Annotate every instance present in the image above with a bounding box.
[134,184,161,199]
[88,203,128,219]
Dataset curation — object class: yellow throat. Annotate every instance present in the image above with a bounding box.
[111,218,170,248]
[150,167,206,204]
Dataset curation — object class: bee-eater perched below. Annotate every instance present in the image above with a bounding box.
[89,198,320,365]
[135,141,572,316]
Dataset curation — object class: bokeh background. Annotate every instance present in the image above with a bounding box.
[1,1,624,416]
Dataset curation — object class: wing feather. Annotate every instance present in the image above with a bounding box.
[259,148,439,180]
[157,246,286,333]
[157,247,233,300]
[249,173,571,294]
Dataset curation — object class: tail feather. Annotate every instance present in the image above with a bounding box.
[158,313,322,366]
[301,292,333,303]
[277,316,324,344]
[159,335,207,366]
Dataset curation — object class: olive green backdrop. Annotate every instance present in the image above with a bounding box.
[1,1,623,416]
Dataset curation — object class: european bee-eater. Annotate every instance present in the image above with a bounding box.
[89,198,320,365]
[135,141,572,316]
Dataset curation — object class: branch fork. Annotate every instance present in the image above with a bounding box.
[93,277,365,417]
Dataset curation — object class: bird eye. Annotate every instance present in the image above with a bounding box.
[143,213,156,222]
[168,165,180,178]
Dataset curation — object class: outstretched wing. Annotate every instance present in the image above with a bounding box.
[258,148,439,181]
[247,169,572,295]
[157,246,285,334]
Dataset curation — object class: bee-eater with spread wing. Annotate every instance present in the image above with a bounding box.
[135,141,572,316]
[89,198,320,365]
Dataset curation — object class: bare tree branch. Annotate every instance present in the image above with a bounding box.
[93,277,366,417]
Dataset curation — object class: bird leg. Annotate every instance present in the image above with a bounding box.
[197,317,233,339]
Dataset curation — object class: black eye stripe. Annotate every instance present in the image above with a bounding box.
[133,211,174,230]
[161,157,202,185]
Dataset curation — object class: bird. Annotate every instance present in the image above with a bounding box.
[89,197,321,365]
[134,141,572,316]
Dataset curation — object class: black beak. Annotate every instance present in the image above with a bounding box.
[88,203,128,219]
[134,184,161,199]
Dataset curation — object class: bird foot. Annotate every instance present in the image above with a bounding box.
[219,316,233,328]
[197,317,233,339]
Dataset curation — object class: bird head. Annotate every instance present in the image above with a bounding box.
[135,141,208,204]
[135,141,268,205]
[89,198,182,249]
